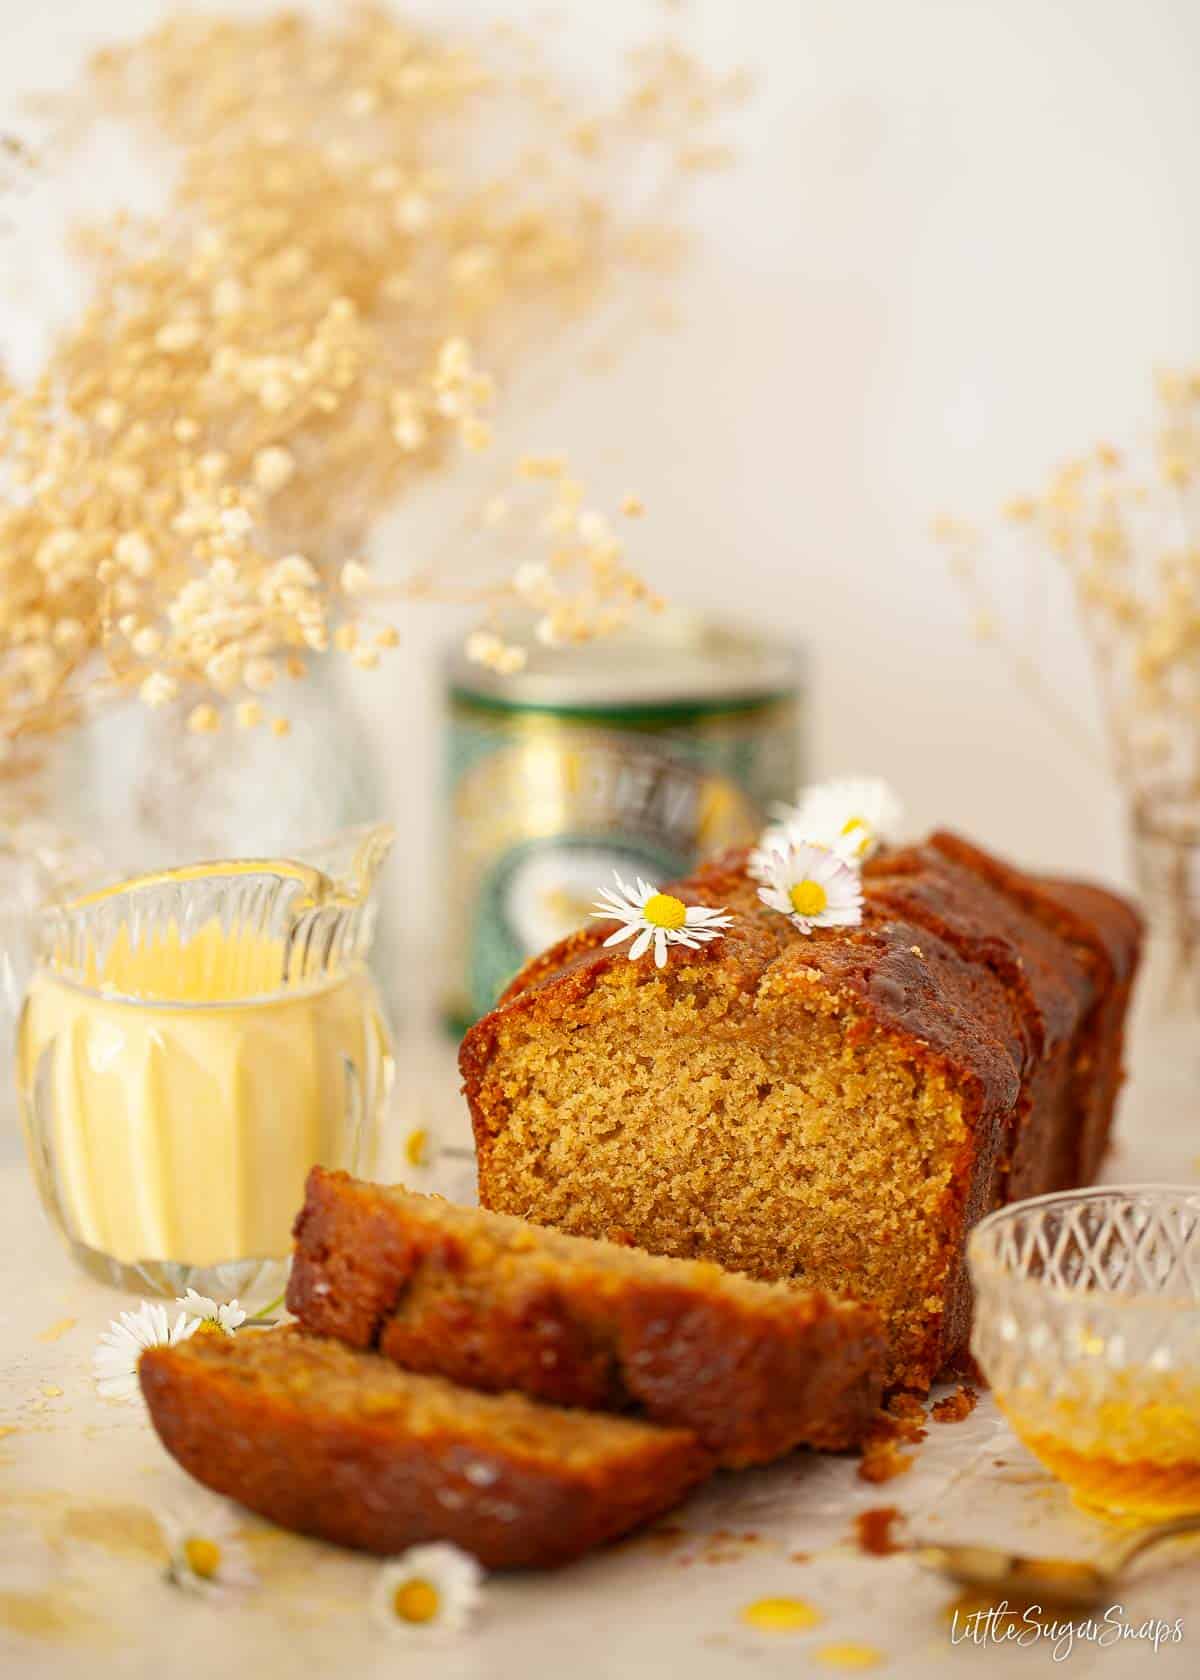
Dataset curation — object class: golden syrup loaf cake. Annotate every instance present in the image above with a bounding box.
[288,1167,885,1464]
[140,1326,711,1569]
[461,831,1141,1391]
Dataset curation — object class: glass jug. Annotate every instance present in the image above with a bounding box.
[16,824,395,1299]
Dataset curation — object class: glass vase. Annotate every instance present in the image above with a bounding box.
[1129,791,1200,1120]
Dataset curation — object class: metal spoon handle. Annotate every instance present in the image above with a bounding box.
[1111,1513,1200,1574]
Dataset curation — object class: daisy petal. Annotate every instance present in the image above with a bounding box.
[684,905,730,927]
[628,926,655,961]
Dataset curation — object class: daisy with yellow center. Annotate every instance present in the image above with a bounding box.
[93,1289,249,1399]
[92,1301,200,1401]
[178,1290,247,1336]
[371,1543,483,1639]
[783,776,903,864]
[591,873,733,968]
[747,822,799,885]
[160,1499,257,1598]
[757,840,864,935]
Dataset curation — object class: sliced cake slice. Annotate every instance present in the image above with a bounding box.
[140,1326,711,1569]
[288,1168,885,1465]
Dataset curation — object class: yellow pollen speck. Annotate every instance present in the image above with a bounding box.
[183,1537,222,1580]
[393,1578,441,1624]
[404,1128,429,1167]
[789,880,828,918]
[36,1318,78,1343]
[740,1596,823,1632]
[41,1385,64,1398]
[813,1642,883,1669]
[642,892,687,930]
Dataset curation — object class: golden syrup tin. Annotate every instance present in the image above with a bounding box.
[441,615,803,1029]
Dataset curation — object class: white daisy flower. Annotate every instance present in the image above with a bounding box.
[92,1301,200,1401]
[177,1290,247,1335]
[784,776,903,864]
[757,840,864,935]
[747,821,796,884]
[160,1498,258,1598]
[371,1543,484,1639]
[591,873,733,969]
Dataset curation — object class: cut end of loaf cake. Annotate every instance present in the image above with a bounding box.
[467,952,973,1390]
[461,835,1140,1391]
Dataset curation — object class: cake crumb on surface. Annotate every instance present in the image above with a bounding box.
[858,1442,915,1484]
[886,1393,925,1422]
[930,1383,978,1423]
[878,1400,927,1445]
[858,1403,926,1481]
[853,1506,903,1555]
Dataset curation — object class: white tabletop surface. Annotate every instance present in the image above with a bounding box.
[2,1027,1199,1680]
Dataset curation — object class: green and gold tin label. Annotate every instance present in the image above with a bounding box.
[442,693,800,1030]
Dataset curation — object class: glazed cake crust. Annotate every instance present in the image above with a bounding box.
[140,1326,711,1569]
[461,833,1141,1391]
[289,1167,886,1464]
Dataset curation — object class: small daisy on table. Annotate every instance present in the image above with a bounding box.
[92,1302,200,1401]
[591,873,733,969]
[160,1498,257,1598]
[178,1290,247,1336]
[757,840,864,935]
[372,1543,484,1639]
[93,1291,248,1399]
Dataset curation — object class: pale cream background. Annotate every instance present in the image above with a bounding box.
[3,0,1199,935]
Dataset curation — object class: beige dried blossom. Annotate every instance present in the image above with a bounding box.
[0,7,742,765]
[939,369,1200,803]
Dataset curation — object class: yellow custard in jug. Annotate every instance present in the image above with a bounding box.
[17,846,393,1283]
